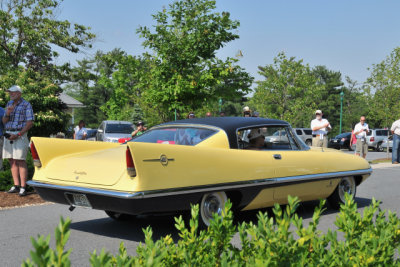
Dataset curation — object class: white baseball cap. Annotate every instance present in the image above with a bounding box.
[243,106,250,112]
[315,110,322,115]
[7,85,22,93]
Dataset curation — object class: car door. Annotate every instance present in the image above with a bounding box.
[267,126,337,203]
[97,122,104,141]
[127,127,276,193]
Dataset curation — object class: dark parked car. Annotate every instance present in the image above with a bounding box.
[328,132,352,151]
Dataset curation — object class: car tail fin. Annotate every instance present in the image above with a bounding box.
[126,147,136,177]
[30,142,42,167]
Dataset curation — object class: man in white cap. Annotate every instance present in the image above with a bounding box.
[310,110,331,147]
[246,128,265,150]
[243,106,251,117]
[354,116,369,158]
[3,85,34,196]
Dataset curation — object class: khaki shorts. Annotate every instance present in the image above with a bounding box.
[312,136,328,147]
[2,131,29,160]
[355,139,368,155]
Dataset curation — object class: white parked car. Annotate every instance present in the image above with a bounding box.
[96,120,134,143]
[382,135,393,152]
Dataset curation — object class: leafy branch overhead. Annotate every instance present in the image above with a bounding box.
[136,0,253,121]
[0,0,95,76]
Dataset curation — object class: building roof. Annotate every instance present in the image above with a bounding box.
[59,93,85,108]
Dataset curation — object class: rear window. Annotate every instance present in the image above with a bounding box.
[105,123,134,134]
[303,129,312,135]
[378,130,388,136]
[132,127,216,146]
[296,129,302,135]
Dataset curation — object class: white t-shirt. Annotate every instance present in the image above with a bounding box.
[74,126,87,140]
[354,122,369,139]
[311,118,331,135]
[391,119,400,136]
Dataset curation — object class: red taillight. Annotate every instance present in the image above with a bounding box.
[370,137,374,142]
[126,147,136,177]
[30,142,42,167]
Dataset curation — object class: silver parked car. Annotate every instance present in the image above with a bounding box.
[294,128,313,146]
[96,120,134,143]
[382,135,393,152]
[366,129,389,151]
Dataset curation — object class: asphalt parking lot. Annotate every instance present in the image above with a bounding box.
[0,153,398,266]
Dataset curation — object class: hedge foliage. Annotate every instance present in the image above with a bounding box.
[23,195,400,266]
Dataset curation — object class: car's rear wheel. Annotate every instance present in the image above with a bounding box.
[376,142,383,152]
[328,177,356,209]
[200,191,227,228]
[305,140,312,146]
[105,210,130,221]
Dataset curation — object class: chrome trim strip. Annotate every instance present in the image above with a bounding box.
[28,168,372,200]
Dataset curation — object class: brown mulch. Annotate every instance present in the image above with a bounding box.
[0,191,47,209]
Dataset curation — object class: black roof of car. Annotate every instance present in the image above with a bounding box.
[160,117,289,148]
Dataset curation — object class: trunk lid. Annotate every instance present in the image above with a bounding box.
[45,145,126,186]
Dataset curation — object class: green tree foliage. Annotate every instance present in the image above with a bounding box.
[0,0,94,79]
[366,47,400,128]
[67,50,126,128]
[251,52,322,128]
[24,195,400,266]
[312,65,343,135]
[136,0,253,122]
[341,77,369,131]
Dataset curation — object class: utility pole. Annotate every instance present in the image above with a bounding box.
[339,91,344,134]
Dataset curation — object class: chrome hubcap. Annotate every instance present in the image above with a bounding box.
[203,195,222,219]
[339,178,355,201]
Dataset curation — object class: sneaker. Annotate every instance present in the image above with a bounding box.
[7,186,19,193]
[393,162,399,164]
[19,187,27,197]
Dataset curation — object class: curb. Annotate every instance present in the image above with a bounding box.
[371,163,400,169]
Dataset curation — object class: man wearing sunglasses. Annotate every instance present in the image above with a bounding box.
[354,116,369,158]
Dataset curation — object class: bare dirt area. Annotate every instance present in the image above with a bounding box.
[0,191,46,210]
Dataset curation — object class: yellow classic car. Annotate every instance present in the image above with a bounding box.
[28,117,372,226]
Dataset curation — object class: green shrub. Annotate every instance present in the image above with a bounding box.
[0,152,34,191]
[24,195,400,266]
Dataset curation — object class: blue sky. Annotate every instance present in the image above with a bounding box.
[55,0,400,85]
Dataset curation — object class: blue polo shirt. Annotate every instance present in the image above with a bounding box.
[0,107,4,136]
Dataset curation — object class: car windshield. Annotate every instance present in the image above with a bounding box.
[86,129,97,138]
[335,133,350,139]
[131,127,216,146]
[105,123,133,134]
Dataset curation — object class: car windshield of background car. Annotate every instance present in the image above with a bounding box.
[131,127,216,146]
[105,124,134,134]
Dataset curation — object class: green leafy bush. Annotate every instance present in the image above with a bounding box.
[24,195,400,266]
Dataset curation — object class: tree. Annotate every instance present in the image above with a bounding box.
[136,0,252,122]
[311,65,343,135]
[341,77,369,132]
[250,52,322,128]
[0,0,95,80]
[366,47,400,128]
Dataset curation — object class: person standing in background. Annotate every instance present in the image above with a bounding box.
[73,120,87,140]
[390,118,400,164]
[354,116,369,158]
[3,85,34,197]
[0,106,4,171]
[311,110,331,147]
